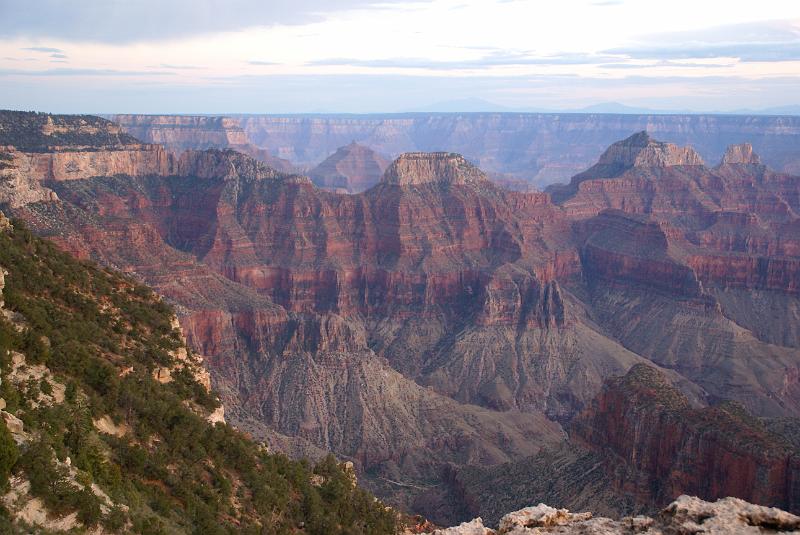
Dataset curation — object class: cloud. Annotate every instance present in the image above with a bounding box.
[50,53,68,59]
[309,51,614,70]
[0,0,420,44]
[606,42,800,62]
[0,67,175,77]
[22,46,64,53]
[248,60,281,66]
[157,64,203,70]
[607,20,800,62]
[600,60,732,69]
[647,19,800,43]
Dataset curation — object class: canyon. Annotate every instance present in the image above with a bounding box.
[111,113,800,188]
[2,110,800,525]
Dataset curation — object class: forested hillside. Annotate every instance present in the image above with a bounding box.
[0,213,397,534]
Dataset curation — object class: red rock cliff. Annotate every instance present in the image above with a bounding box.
[572,364,800,513]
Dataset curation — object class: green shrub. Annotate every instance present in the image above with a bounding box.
[0,217,398,534]
[0,420,18,490]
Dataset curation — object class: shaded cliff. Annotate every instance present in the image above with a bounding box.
[309,142,389,193]
[448,365,800,526]
[572,364,800,513]
[110,113,294,172]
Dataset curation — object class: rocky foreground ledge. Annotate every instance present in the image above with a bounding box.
[421,495,800,534]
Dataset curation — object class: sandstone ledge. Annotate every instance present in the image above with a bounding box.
[423,495,800,534]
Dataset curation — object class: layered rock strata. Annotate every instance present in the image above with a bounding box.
[309,141,389,193]
[2,111,799,524]
[110,113,294,171]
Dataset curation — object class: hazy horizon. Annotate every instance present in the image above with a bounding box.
[1,0,799,114]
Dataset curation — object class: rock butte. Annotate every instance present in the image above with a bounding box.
[720,143,762,166]
[382,152,488,186]
[309,141,390,193]
[596,131,705,168]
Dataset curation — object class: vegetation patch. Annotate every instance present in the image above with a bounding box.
[0,216,398,534]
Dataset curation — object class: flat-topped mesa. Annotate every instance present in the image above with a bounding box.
[381,152,488,186]
[720,143,762,166]
[597,131,705,168]
[0,110,141,152]
[111,114,250,150]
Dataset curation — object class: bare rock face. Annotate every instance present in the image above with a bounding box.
[382,152,488,186]
[720,143,762,166]
[112,114,250,148]
[11,143,172,182]
[0,149,60,207]
[0,112,172,206]
[571,364,800,513]
[497,504,593,531]
[309,142,390,193]
[0,111,173,184]
[428,518,493,535]
[424,496,800,534]
[596,131,705,168]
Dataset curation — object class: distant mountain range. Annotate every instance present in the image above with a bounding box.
[407,98,800,116]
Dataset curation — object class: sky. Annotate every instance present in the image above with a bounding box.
[0,0,799,113]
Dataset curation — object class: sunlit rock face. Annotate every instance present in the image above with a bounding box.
[720,143,762,166]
